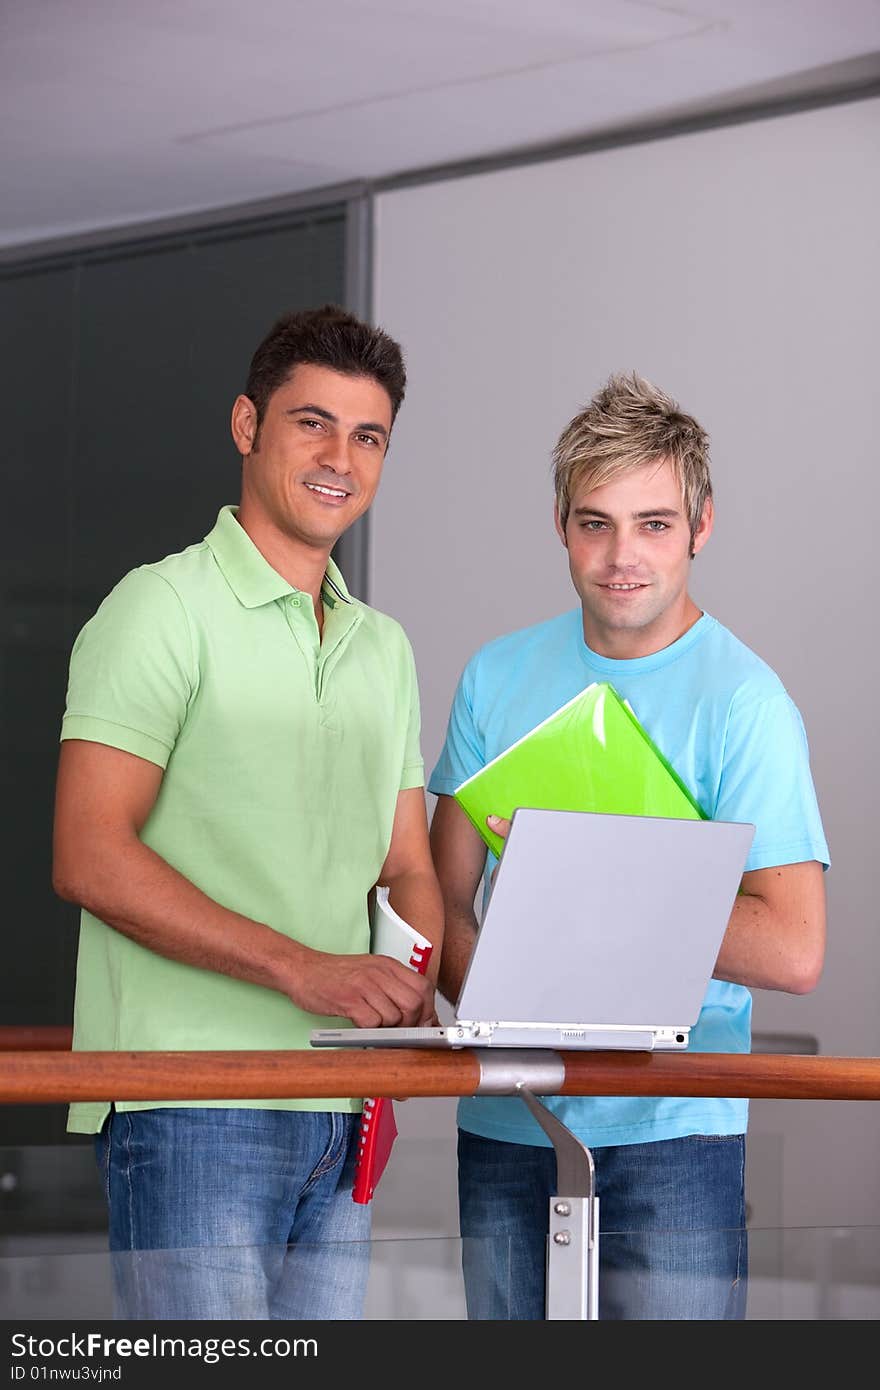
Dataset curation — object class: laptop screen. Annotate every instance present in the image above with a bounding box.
[456,808,754,1027]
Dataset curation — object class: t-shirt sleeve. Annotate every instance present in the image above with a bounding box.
[428,652,485,796]
[714,690,829,872]
[399,635,425,791]
[61,568,196,769]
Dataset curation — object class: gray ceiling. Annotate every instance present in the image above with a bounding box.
[3,0,880,251]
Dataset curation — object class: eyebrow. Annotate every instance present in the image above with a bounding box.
[572,506,681,520]
[287,404,388,439]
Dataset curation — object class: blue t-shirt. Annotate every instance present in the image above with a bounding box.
[428,610,829,1149]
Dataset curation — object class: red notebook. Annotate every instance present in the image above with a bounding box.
[352,888,433,1204]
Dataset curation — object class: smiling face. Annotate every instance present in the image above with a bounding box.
[556,457,713,659]
[231,363,392,562]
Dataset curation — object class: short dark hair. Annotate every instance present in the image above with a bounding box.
[244,304,406,432]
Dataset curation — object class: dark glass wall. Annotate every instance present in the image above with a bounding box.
[0,207,348,1147]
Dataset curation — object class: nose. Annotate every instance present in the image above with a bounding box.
[606,530,640,570]
[315,433,352,475]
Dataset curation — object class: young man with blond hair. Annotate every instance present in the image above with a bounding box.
[429,372,828,1320]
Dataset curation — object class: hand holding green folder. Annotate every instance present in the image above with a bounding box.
[453,682,705,858]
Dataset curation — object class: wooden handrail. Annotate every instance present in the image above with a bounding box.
[1,1048,879,1103]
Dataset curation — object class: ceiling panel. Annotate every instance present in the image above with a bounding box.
[2,0,879,249]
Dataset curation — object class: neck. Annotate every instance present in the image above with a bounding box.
[583,595,703,660]
[235,503,330,606]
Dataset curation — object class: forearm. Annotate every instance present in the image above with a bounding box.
[54,742,433,1028]
[713,866,826,995]
[57,829,437,1027]
[437,905,479,1005]
[383,866,445,984]
[55,830,310,995]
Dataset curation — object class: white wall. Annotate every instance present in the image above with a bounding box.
[372,96,880,1230]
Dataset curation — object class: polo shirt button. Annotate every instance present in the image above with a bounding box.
[290,596,300,607]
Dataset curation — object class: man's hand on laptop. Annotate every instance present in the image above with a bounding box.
[283,947,435,1028]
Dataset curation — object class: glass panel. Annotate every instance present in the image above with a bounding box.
[1,1229,879,1320]
[0,1237,471,1321]
[0,1143,106,1237]
[570,1226,880,1320]
[2,1142,878,1319]
[746,1225,880,1320]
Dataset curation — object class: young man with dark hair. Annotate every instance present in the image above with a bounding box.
[53,304,443,1320]
[429,372,828,1321]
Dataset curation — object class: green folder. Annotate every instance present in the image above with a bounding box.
[453,681,706,858]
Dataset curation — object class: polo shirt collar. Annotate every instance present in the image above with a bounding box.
[205,505,354,610]
[321,556,353,609]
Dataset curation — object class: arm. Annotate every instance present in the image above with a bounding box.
[712,860,826,994]
[53,739,432,1027]
[482,814,826,997]
[376,786,445,987]
[428,795,488,1004]
[709,689,827,994]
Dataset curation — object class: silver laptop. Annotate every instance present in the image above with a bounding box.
[311,807,755,1052]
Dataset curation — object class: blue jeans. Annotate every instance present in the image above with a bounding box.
[95,1107,371,1320]
[458,1130,747,1320]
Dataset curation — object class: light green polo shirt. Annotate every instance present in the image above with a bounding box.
[61,505,424,1133]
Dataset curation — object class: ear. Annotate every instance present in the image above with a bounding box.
[690,495,714,558]
[231,395,258,456]
[554,501,568,550]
